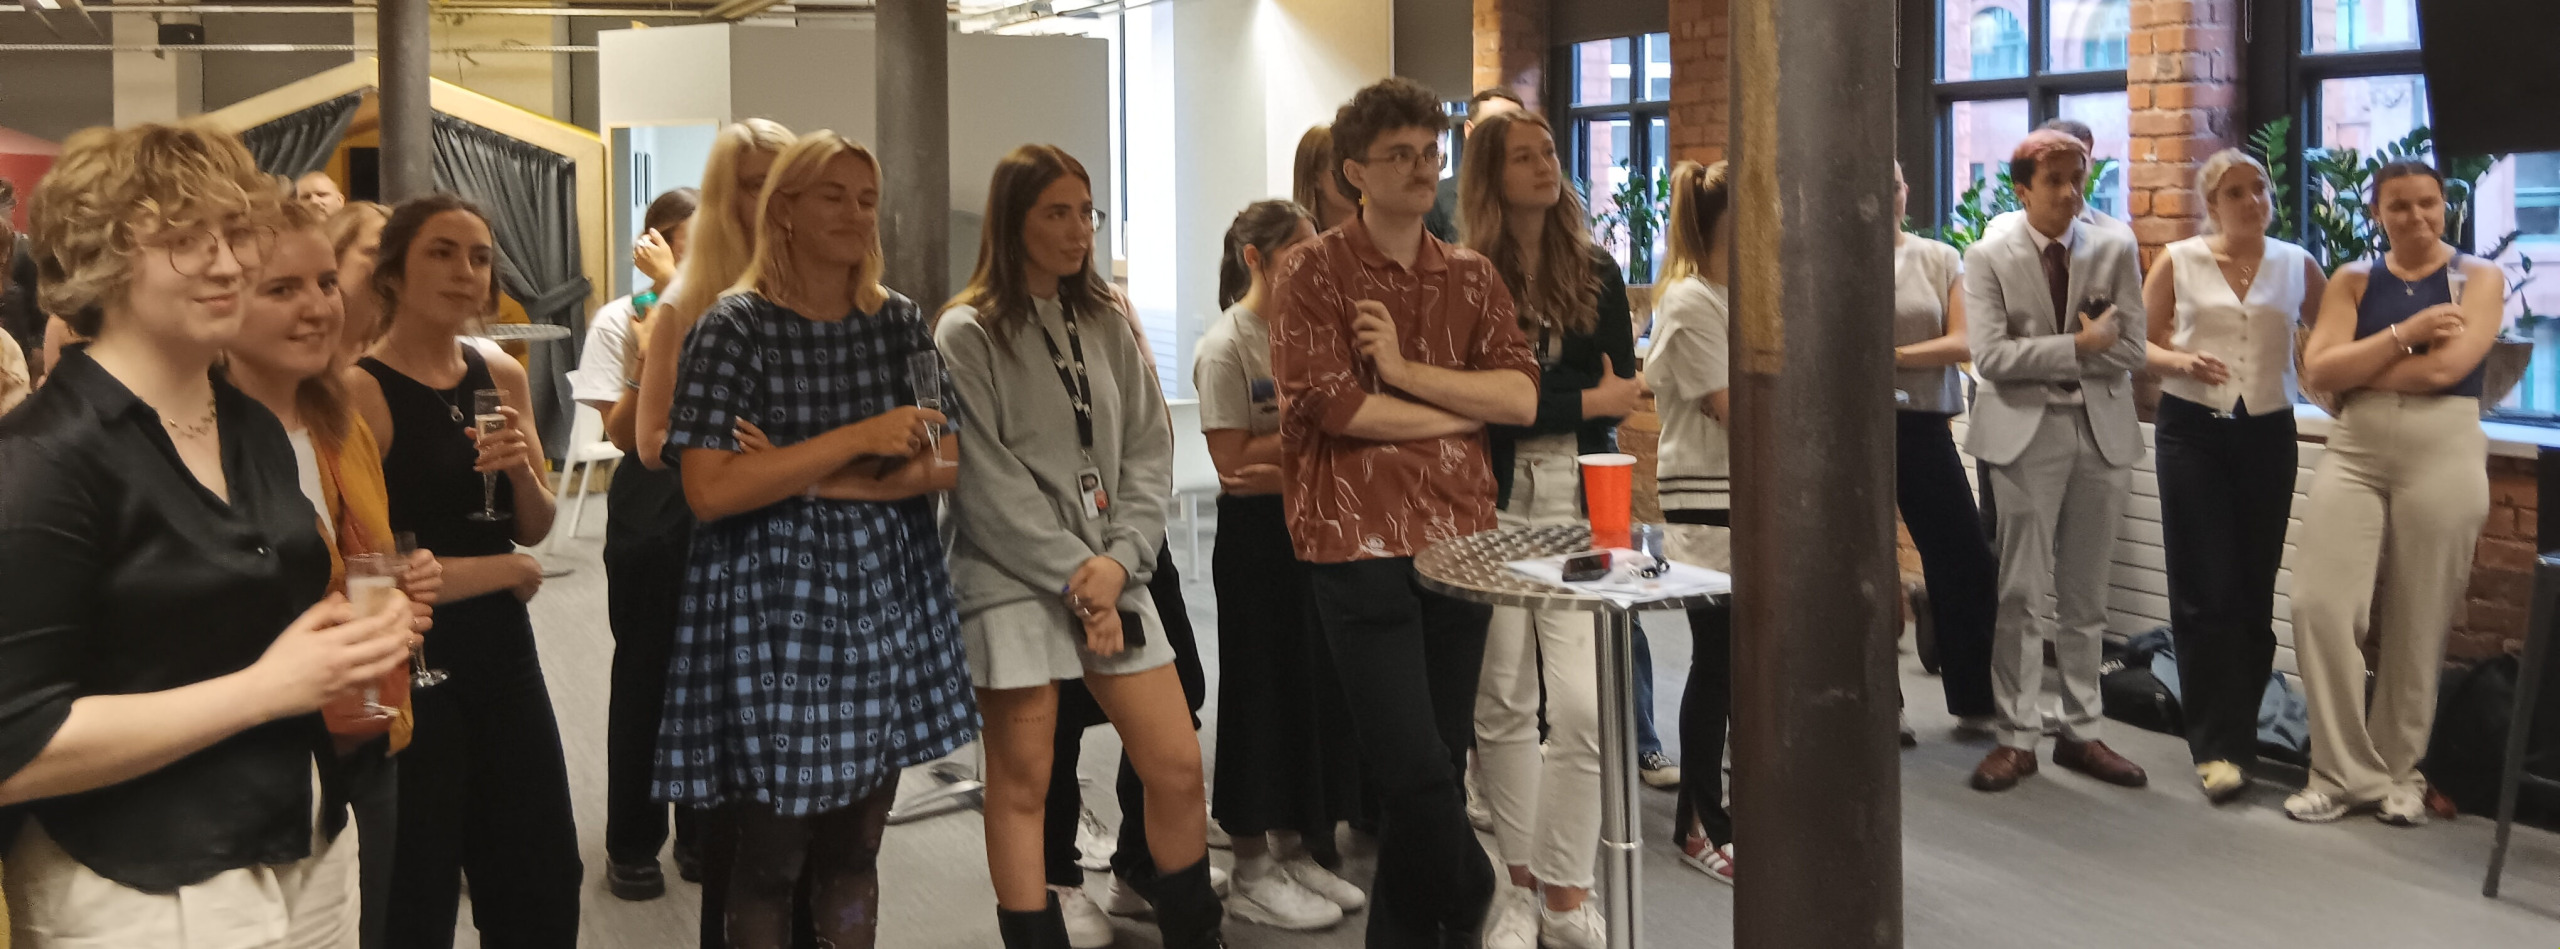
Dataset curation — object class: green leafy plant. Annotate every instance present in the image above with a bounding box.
[2245,116,2297,242]
[1939,158,2116,254]
[2300,125,2501,273]
[1589,161,1671,282]
[2484,229,2545,333]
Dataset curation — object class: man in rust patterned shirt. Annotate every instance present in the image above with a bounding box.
[1269,77,1538,946]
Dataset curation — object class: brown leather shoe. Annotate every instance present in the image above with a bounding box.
[1970,746,2039,792]
[2053,738,2149,787]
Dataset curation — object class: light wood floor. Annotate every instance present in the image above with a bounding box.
[460,501,2560,948]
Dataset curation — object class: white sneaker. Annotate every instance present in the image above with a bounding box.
[1103,875,1151,917]
[1211,865,1230,898]
[1225,868,1343,930]
[1952,715,1999,740]
[2284,789,2349,823]
[1538,901,1607,949]
[2377,787,2431,827]
[1280,854,1366,912]
[1075,806,1116,871]
[1480,887,1539,949]
[1206,814,1232,851]
[1053,885,1116,949]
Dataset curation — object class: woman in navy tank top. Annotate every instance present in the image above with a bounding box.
[2287,161,2505,828]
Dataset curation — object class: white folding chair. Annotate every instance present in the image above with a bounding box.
[1167,399,1220,573]
[543,404,624,552]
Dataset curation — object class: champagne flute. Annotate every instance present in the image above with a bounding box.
[343,553,403,721]
[465,388,511,522]
[907,350,955,468]
[396,531,448,688]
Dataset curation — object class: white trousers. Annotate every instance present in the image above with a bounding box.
[1474,434,1603,890]
[5,775,358,949]
[2291,391,2489,802]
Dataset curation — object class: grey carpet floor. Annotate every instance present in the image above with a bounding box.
[451,499,2560,948]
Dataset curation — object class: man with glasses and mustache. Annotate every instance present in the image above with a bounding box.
[1268,77,1540,947]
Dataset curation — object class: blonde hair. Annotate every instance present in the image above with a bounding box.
[1658,160,1730,286]
[1459,111,1600,335]
[326,201,392,261]
[734,132,889,314]
[2193,148,2271,236]
[665,118,795,325]
[31,121,283,336]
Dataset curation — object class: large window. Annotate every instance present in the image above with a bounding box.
[1899,0,2131,238]
[2250,0,2560,419]
[1558,32,1672,280]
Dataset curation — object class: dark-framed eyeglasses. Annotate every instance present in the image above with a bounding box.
[1361,145,1447,174]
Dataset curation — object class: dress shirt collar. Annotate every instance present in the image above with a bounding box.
[2024,214,2078,256]
[1344,213,1451,275]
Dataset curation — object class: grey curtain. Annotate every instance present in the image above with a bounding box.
[430,112,590,460]
[239,93,362,179]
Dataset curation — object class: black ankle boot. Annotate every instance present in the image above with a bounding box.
[1133,858,1226,949]
[997,893,1072,948]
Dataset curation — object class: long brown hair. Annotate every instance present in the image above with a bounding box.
[1459,110,1599,335]
[1659,160,1731,285]
[372,192,501,329]
[1292,126,1339,229]
[944,144,1113,334]
[733,132,889,313]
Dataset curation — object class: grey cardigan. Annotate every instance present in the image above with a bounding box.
[937,296,1173,618]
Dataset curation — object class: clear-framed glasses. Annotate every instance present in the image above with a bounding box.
[145,222,278,277]
[1361,145,1447,174]
[1045,206,1108,233]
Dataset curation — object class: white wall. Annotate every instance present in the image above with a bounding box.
[598,24,734,128]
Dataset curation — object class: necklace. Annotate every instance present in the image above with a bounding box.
[163,396,218,440]
[434,385,466,425]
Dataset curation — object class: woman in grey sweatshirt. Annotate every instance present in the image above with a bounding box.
[936,144,1222,949]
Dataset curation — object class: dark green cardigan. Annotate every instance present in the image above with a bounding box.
[1488,246,1637,509]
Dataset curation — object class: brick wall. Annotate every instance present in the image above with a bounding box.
[2456,456,2540,660]
[1472,0,1549,114]
[2125,0,2240,263]
[1665,0,1730,165]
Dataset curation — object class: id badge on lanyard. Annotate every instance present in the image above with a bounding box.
[1041,307,1109,521]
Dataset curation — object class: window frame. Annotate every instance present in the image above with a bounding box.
[1549,32,1675,279]
[2242,0,2427,246]
[1896,0,2131,239]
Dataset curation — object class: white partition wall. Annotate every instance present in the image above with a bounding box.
[597,23,1113,298]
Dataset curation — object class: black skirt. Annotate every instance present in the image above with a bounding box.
[1210,493,1360,836]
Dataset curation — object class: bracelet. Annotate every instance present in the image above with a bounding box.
[632,289,660,310]
[2387,323,2415,354]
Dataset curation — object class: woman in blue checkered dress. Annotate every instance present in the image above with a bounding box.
[655,132,977,948]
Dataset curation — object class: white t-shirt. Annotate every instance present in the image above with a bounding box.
[568,294,642,408]
[287,428,334,537]
[1642,275,1732,512]
[1191,302,1279,437]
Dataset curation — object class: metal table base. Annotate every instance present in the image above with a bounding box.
[1414,524,1731,949]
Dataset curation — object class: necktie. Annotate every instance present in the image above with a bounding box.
[2041,240,2071,335]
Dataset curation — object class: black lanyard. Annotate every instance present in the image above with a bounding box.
[1037,304,1095,452]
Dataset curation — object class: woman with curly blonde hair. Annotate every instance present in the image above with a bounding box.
[0,121,413,947]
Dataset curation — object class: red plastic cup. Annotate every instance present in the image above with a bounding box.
[1580,453,1637,550]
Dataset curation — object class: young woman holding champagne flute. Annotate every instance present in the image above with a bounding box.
[345,193,579,948]
[0,121,413,946]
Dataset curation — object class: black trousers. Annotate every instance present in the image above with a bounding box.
[351,752,397,949]
[1666,508,1733,848]
[603,502,699,867]
[2155,395,2296,767]
[386,596,582,949]
[1308,557,1496,948]
[1208,494,1346,838]
[1898,411,2000,719]
[1044,539,1205,887]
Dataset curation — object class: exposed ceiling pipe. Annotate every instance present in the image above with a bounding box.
[0,41,597,50]
[0,2,878,16]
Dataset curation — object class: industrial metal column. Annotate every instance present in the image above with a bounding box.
[377,0,432,203]
[1725,0,1903,946]
[877,0,952,309]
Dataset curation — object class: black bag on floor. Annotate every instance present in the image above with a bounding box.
[2422,655,2560,829]
[2101,627,2185,736]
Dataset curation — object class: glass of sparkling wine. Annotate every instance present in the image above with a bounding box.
[907,350,955,467]
[466,388,510,522]
[343,553,403,721]
[396,531,448,688]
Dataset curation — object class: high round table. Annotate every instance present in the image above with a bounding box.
[1413,522,1731,949]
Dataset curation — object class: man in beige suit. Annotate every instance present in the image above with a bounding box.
[1962,130,2151,793]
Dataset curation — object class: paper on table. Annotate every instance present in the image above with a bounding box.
[1506,550,1733,608]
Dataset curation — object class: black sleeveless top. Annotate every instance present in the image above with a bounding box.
[361,346,518,559]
